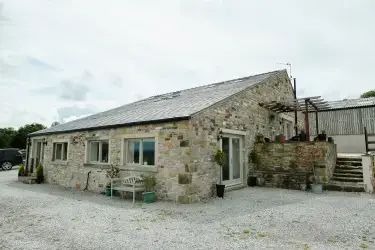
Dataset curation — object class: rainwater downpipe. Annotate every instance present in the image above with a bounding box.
[25,137,31,172]
[84,171,92,191]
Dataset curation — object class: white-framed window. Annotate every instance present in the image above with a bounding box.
[87,140,110,163]
[53,142,68,161]
[126,138,155,166]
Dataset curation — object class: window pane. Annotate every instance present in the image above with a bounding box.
[101,141,109,163]
[90,142,100,162]
[63,143,68,161]
[127,140,140,164]
[142,139,155,165]
[56,144,62,160]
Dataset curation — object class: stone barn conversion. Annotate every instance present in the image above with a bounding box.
[27,69,300,203]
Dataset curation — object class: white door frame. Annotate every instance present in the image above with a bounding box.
[220,132,244,187]
[32,139,44,165]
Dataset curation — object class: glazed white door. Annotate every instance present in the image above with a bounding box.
[33,140,44,165]
[221,134,243,186]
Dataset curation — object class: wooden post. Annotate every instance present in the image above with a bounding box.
[315,111,319,136]
[304,99,310,141]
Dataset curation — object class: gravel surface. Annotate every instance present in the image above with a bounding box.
[1,170,375,250]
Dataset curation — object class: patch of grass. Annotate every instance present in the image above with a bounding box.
[360,242,368,248]
[136,203,143,207]
[256,233,265,237]
[303,243,309,249]
[151,219,156,222]
[243,229,249,234]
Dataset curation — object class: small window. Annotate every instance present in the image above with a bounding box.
[53,142,68,161]
[87,140,109,163]
[126,138,155,166]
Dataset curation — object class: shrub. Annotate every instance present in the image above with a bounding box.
[36,163,44,183]
[18,164,25,176]
[143,175,156,192]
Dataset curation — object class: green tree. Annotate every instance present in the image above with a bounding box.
[0,127,17,148]
[11,123,46,149]
[360,90,375,98]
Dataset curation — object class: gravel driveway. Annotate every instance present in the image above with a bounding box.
[1,170,375,250]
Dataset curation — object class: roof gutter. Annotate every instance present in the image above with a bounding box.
[305,104,375,113]
[29,116,190,137]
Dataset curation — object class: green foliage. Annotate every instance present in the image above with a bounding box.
[105,165,120,179]
[213,149,225,167]
[0,127,17,148]
[360,242,368,248]
[249,149,261,167]
[361,90,375,98]
[18,164,25,176]
[36,163,44,183]
[143,175,156,191]
[11,123,46,149]
[0,123,46,149]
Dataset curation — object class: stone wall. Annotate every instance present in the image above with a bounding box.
[29,120,198,202]
[187,70,304,200]
[250,141,337,189]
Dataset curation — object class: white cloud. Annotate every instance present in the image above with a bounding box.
[0,0,374,128]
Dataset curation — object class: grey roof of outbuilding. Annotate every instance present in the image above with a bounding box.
[325,97,375,110]
[30,70,283,136]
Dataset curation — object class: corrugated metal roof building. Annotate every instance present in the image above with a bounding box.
[308,97,375,136]
[307,97,375,153]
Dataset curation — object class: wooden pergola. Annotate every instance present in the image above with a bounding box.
[259,96,330,140]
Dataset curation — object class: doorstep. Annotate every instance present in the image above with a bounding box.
[225,183,245,192]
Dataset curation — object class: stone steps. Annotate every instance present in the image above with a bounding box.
[331,176,363,182]
[335,165,363,170]
[324,183,364,192]
[326,156,364,192]
[333,172,363,178]
[336,157,362,162]
[336,161,362,166]
[334,169,363,174]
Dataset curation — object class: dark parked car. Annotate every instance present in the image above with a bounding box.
[0,148,24,170]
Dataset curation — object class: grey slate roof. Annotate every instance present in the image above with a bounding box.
[30,70,283,136]
[325,97,375,110]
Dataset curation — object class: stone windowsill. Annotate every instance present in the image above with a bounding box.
[120,164,157,173]
[51,161,68,166]
[83,163,111,169]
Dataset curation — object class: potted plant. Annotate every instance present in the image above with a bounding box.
[255,133,265,143]
[36,163,44,184]
[248,149,259,187]
[105,182,112,197]
[213,149,225,198]
[299,129,307,141]
[18,164,25,177]
[318,130,327,141]
[310,160,323,194]
[142,174,156,203]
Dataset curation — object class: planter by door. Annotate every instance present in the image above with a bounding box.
[143,191,155,203]
[248,176,257,187]
[216,184,225,198]
[105,187,111,197]
[311,184,323,194]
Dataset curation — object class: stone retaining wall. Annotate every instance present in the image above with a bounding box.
[250,141,337,189]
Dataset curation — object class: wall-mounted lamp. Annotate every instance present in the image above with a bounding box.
[42,138,48,145]
[217,130,223,141]
[26,137,31,146]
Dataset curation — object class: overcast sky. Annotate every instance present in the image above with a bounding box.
[0,0,374,128]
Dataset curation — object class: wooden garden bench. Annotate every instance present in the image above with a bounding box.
[110,176,144,206]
